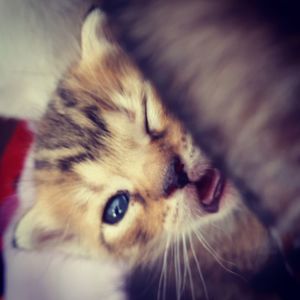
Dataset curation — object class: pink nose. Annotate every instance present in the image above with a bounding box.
[163,156,189,197]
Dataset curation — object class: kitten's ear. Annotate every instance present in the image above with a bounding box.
[81,9,114,61]
[14,204,74,251]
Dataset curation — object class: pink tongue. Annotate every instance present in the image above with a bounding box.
[195,169,219,205]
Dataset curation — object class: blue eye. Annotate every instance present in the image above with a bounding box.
[103,192,129,224]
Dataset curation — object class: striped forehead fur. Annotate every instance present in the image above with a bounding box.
[35,43,145,173]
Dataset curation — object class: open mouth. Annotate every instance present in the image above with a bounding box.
[194,169,226,213]
[163,157,226,213]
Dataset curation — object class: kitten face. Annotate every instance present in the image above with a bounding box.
[14,10,263,268]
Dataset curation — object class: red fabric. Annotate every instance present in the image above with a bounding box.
[0,122,33,250]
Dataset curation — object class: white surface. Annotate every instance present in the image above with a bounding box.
[0,0,85,120]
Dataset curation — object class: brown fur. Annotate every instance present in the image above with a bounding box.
[13,9,281,300]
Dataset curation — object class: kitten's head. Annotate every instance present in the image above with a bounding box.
[14,10,267,268]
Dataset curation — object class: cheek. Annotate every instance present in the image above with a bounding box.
[34,185,103,255]
[102,201,144,251]
[55,200,102,252]
[140,200,167,239]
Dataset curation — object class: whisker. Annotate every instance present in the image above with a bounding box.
[195,230,232,265]
[157,233,171,300]
[174,234,182,300]
[188,231,209,300]
[193,230,245,280]
[182,233,195,300]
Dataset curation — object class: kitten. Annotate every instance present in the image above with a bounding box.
[12,10,279,300]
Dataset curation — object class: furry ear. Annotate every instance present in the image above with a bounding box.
[81,9,114,61]
[14,204,74,251]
